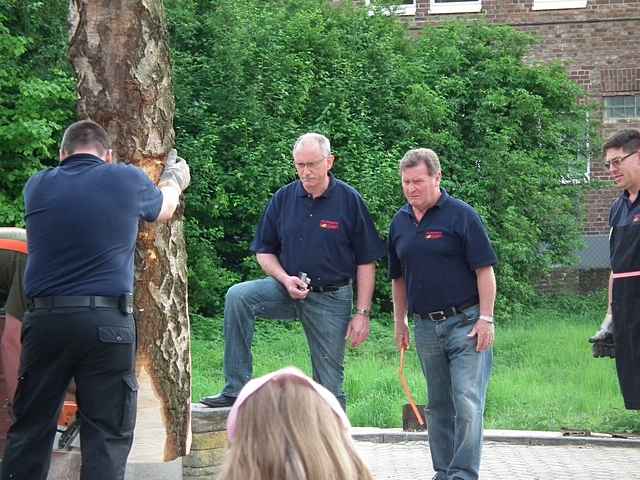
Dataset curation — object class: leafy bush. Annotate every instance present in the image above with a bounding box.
[0,0,595,318]
[167,0,593,317]
[0,0,75,226]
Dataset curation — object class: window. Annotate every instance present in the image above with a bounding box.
[532,0,588,11]
[604,95,640,122]
[429,0,482,14]
[364,0,416,16]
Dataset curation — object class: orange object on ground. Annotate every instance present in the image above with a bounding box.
[399,347,425,426]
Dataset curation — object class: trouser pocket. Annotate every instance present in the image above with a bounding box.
[120,373,138,433]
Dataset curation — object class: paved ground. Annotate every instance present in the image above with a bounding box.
[3,428,639,479]
[354,431,640,480]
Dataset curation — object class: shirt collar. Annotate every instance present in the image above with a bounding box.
[622,189,640,209]
[295,173,336,198]
[60,153,104,166]
[400,188,449,218]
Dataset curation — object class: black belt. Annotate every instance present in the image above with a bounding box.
[416,299,478,322]
[30,295,133,314]
[309,279,351,293]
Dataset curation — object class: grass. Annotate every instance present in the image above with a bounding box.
[191,291,640,434]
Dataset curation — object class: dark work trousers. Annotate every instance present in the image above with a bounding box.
[0,306,137,480]
[611,221,640,410]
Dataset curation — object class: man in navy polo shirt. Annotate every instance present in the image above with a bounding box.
[1,120,190,480]
[389,148,496,480]
[590,128,640,410]
[201,132,385,410]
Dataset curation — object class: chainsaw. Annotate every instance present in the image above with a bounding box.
[57,400,80,450]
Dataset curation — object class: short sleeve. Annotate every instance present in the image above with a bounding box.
[133,168,163,222]
[351,195,385,265]
[250,196,281,254]
[5,252,27,320]
[387,220,402,279]
[464,211,497,270]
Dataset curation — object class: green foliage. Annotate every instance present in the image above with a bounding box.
[0,0,594,317]
[0,0,75,226]
[168,0,593,316]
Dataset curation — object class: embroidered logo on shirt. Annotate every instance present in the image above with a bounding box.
[633,214,640,224]
[424,231,443,240]
[320,220,340,230]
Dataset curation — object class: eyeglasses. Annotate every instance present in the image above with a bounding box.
[604,150,638,169]
[294,158,326,171]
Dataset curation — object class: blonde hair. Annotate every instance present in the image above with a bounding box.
[220,377,374,480]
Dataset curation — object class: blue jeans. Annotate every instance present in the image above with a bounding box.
[221,277,352,408]
[414,305,492,480]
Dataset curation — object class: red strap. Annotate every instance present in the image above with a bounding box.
[612,270,640,279]
[0,239,27,254]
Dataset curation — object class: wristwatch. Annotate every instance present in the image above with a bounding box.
[354,307,370,317]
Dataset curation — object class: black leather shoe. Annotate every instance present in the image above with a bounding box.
[200,393,236,408]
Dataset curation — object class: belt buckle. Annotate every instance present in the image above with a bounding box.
[428,310,446,321]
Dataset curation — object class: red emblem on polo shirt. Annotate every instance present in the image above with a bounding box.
[320,220,340,230]
[424,230,443,240]
[633,214,640,224]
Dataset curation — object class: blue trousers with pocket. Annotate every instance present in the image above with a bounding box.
[1,306,137,480]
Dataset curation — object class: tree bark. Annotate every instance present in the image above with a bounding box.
[68,0,191,461]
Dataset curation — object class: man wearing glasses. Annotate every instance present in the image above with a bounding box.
[590,128,640,410]
[200,133,385,410]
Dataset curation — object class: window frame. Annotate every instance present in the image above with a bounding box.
[603,95,640,122]
[429,0,482,15]
[531,0,588,11]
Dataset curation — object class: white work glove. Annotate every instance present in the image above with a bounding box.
[589,313,615,358]
[160,149,191,192]
[590,313,613,341]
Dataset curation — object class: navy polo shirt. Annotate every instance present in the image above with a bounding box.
[609,191,640,230]
[388,189,497,315]
[24,153,163,297]
[609,190,640,270]
[251,175,385,286]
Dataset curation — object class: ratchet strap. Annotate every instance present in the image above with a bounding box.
[399,346,424,426]
[612,270,640,279]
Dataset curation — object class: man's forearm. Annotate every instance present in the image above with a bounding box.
[392,277,408,324]
[256,253,289,284]
[355,263,376,312]
[476,266,496,317]
[1,313,22,402]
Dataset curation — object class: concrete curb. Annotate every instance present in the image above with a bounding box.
[351,427,640,449]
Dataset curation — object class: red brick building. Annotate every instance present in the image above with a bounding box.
[366,0,640,291]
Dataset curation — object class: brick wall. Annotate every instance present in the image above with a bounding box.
[413,0,640,236]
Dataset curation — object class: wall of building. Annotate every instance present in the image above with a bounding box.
[413,0,640,234]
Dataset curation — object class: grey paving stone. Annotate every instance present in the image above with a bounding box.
[355,440,640,480]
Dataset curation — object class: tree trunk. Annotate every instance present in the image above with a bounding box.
[68,0,191,461]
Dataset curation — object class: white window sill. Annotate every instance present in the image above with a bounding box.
[364,1,416,16]
[429,1,482,14]
[532,0,588,11]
